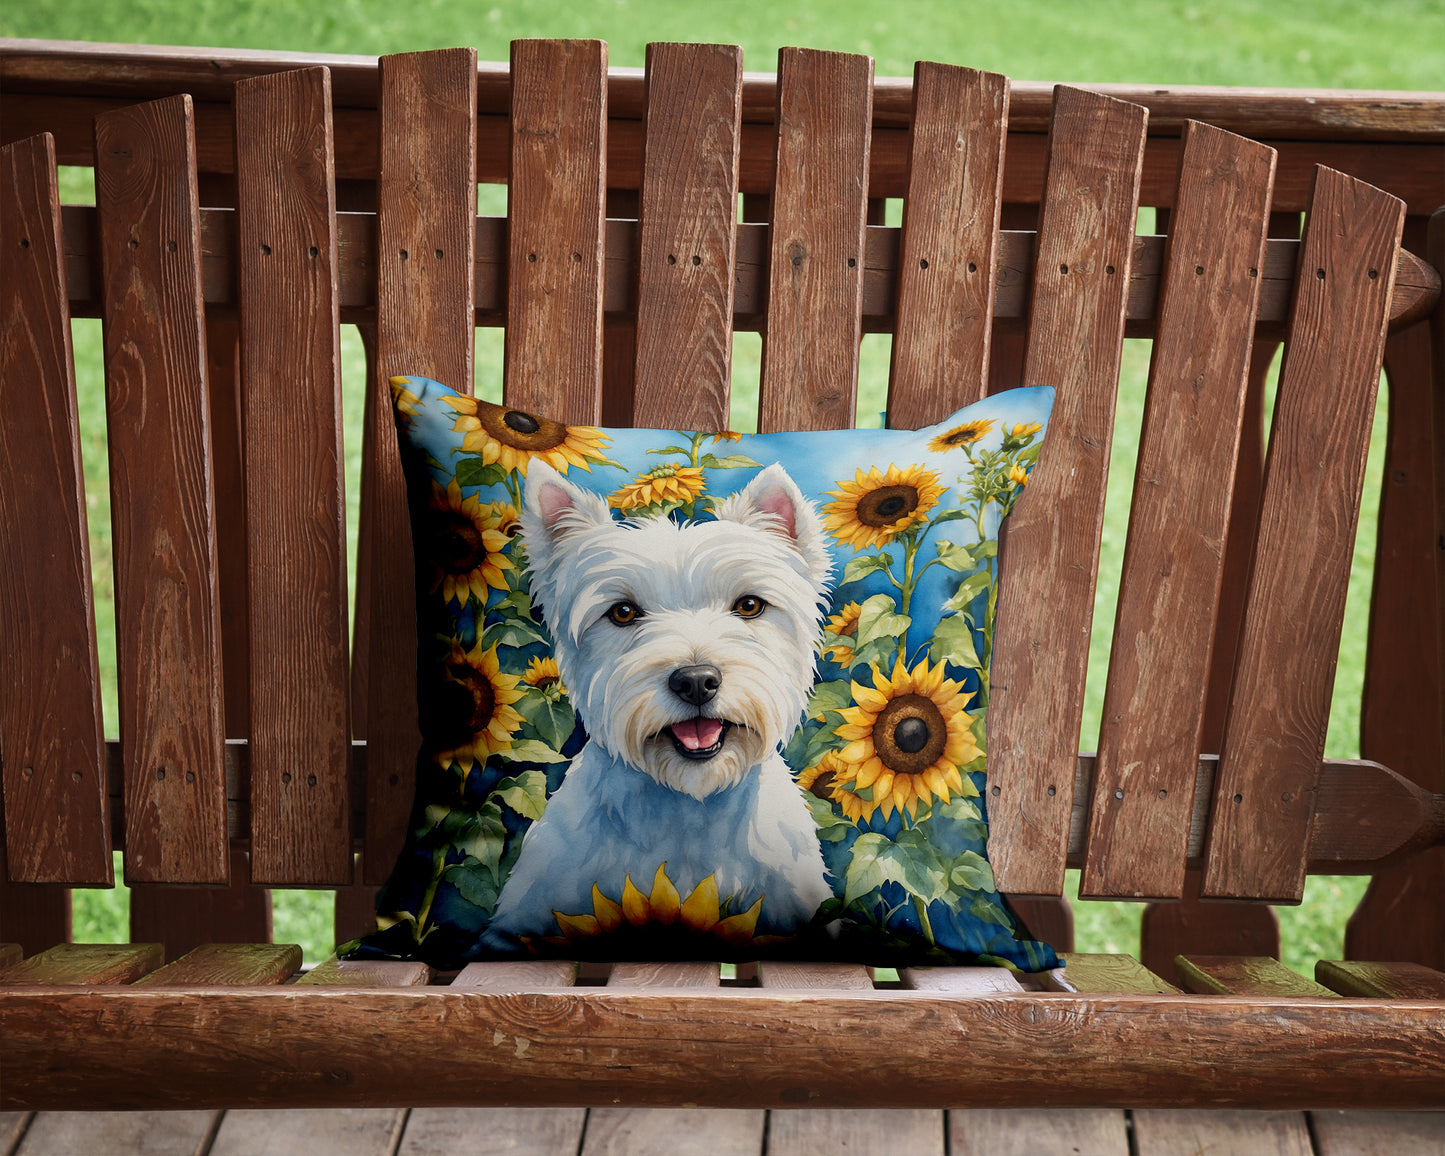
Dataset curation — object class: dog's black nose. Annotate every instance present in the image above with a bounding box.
[668,664,721,706]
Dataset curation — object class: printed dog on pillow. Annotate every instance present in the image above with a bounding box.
[485,461,835,954]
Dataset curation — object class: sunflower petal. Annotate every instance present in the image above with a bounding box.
[679,874,720,932]
[553,912,600,939]
[621,874,651,925]
[649,863,681,924]
[716,896,763,944]
[591,884,624,932]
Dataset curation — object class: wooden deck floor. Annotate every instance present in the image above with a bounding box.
[3,1108,1443,1155]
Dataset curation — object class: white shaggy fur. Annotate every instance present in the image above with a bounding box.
[486,461,835,945]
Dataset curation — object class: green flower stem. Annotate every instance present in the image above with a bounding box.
[912,893,936,945]
[688,431,706,467]
[412,848,448,946]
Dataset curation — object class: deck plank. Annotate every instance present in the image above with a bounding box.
[1310,1111,1445,1156]
[15,1111,218,1156]
[400,1108,586,1156]
[769,1109,944,1156]
[1132,1110,1313,1156]
[950,1109,1128,1155]
[582,1108,763,1156]
[209,1109,404,1156]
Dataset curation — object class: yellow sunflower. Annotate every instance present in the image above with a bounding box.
[609,463,706,512]
[440,393,610,475]
[424,480,516,605]
[1008,464,1030,486]
[823,464,945,550]
[389,378,424,423]
[433,640,525,771]
[522,655,565,694]
[831,655,981,821]
[1010,421,1043,439]
[927,419,995,453]
[797,749,872,823]
[820,601,863,663]
[709,430,743,443]
[547,864,764,947]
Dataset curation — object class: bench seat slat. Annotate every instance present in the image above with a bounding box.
[0,942,162,985]
[1316,959,1445,999]
[899,967,1024,994]
[756,962,873,990]
[1083,122,1276,901]
[1050,953,1181,994]
[132,942,301,986]
[233,67,353,886]
[128,846,272,960]
[297,955,432,987]
[1204,167,1407,903]
[1175,955,1337,997]
[888,64,1008,426]
[986,87,1149,896]
[0,133,112,886]
[93,95,230,886]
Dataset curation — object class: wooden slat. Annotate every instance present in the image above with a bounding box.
[1311,1110,1445,1156]
[209,1109,405,1156]
[0,942,162,985]
[1132,1110,1312,1156]
[757,48,873,434]
[1,1112,31,1153]
[0,945,20,967]
[132,942,300,986]
[332,849,378,947]
[14,1111,219,1156]
[900,967,1024,993]
[582,1109,764,1156]
[1175,955,1336,997]
[400,1108,587,1156]
[451,961,579,988]
[1139,869,1279,981]
[1082,124,1275,901]
[756,962,872,990]
[1316,959,1445,999]
[0,133,110,885]
[769,1110,943,1156]
[607,962,719,988]
[505,39,606,423]
[630,42,742,432]
[985,87,1148,896]
[93,95,228,885]
[1053,953,1181,994]
[0,876,70,956]
[888,63,1009,425]
[1204,167,1407,902]
[951,1109,1128,1156]
[233,67,352,885]
[128,846,272,962]
[359,48,477,885]
[298,955,433,986]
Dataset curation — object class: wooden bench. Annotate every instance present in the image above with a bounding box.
[1,36,1443,1130]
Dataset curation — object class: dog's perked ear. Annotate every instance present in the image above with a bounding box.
[520,459,615,575]
[710,463,833,593]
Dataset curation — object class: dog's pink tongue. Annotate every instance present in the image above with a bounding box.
[673,718,723,750]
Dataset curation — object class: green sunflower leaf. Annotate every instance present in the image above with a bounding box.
[502,738,570,765]
[647,445,695,457]
[851,593,910,671]
[803,792,853,841]
[698,453,763,470]
[493,769,549,821]
[929,613,981,670]
[844,831,952,908]
[969,891,1015,928]
[453,457,510,489]
[516,691,576,750]
[933,540,977,572]
[840,553,893,587]
[927,507,973,528]
[949,849,997,893]
[805,678,856,721]
[482,616,549,650]
[442,861,501,912]
[943,570,991,614]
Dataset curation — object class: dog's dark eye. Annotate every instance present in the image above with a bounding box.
[606,601,643,625]
[732,595,766,619]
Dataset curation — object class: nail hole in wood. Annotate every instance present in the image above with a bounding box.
[1233,793,1243,804]
[1105,264,1115,275]
[308,774,318,787]
[308,246,319,258]
[668,254,677,265]
[400,249,409,260]
[1059,263,1069,274]
[435,249,444,260]
[128,239,139,250]
[1158,789,1167,799]
[156,768,166,781]
[1368,268,1378,279]
[22,766,33,778]
[1047,785,1056,797]
[1249,268,1258,277]
[282,772,292,784]
[692,255,701,266]
[186,771,195,784]
[1113,788,1124,800]
[19,238,30,249]
[1315,268,1325,280]
[528,253,537,263]
[967,261,977,273]
[1194,265,1204,275]
[847,257,857,268]
[167,240,177,253]
[71,771,82,783]
[389,773,400,786]
[572,252,582,262]
[991,785,1000,797]
[919,258,929,269]
[260,244,271,256]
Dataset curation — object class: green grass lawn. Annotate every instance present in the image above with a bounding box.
[18,0,1442,967]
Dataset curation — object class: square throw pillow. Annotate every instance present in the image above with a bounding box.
[344,376,1059,973]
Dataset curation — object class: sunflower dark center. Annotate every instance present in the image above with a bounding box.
[872,693,947,775]
[808,771,836,799]
[450,663,499,732]
[504,409,541,434]
[857,485,919,527]
[432,510,486,574]
[945,428,979,445]
[532,674,559,690]
[479,402,569,451]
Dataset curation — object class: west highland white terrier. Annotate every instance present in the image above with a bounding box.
[485,460,836,951]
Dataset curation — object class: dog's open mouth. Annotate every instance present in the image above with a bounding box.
[665,717,731,761]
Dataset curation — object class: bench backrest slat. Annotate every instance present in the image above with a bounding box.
[504,39,607,423]
[758,48,874,434]
[986,86,1149,896]
[1204,165,1406,904]
[887,62,1008,426]
[631,41,742,432]
[1082,121,1277,901]
[0,132,112,885]
[234,66,352,885]
[93,95,229,884]
[358,47,479,883]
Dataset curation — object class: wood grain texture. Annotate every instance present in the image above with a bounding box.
[757,48,873,434]
[132,942,300,986]
[400,1108,587,1156]
[209,1109,405,1156]
[768,1110,943,1156]
[608,962,719,988]
[233,67,352,885]
[756,962,872,990]
[1204,167,1407,902]
[93,95,228,885]
[1132,1110,1312,1156]
[14,1110,219,1156]
[0,945,20,967]
[505,39,606,423]
[0,133,111,884]
[0,942,161,985]
[986,87,1147,896]
[1139,869,1279,981]
[0,875,70,956]
[297,955,432,987]
[1311,1110,1445,1156]
[1347,851,1445,971]
[361,48,477,885]
[951,1109,1128,1156]
[128,847,271,962]
[1316,959,1445,998]
[1056,953,1181,994]
[451,961,579,988]
[1175,955,1336,997]
[888,64,1009,425]
[900,967,1024,993]
[630,42,742,432]
[0,1112,31,1154]
[1083,123,1275,900]
[3,988,1444,1110]
[583,1109,764,1156]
